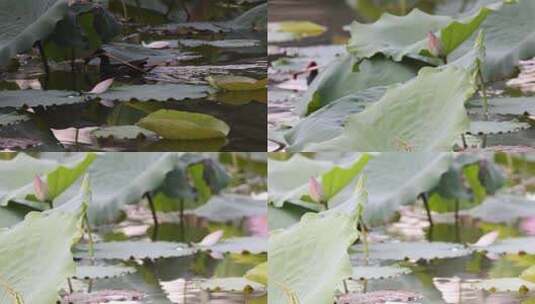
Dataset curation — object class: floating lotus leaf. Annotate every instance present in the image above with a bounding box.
[97,84,214,102]
[350,265,412,280]
[300,67,475,151]
[74,241,196,260]
[91,125,158,140]
[207,76,267,91]
[465,195,535,223]
[469,97,535,116]
[352,241,472,261]
[0,90,83,109]
[296,54,416,116]
[468,121,531,135]
[268,21,326,43]
[0,112,30,127]
[205,236,266,255]
[178,39,260,48]
[137,110,230,140]
[471,278,535,293]
[336,290,423,304]
[199,277,265,293]
[189,194,266,222]
[73,265,137,280]
[0,188,86,304]
[484,237,535,255]
[60,289,144,304]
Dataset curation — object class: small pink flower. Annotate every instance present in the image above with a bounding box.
[521,216,535,236]
[246,215,268,237]
[427,31,444,58]
[33,175,49,202]
[308,176,323,203]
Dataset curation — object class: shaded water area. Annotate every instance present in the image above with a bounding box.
[268,0,535,151]
[1,0,267,152]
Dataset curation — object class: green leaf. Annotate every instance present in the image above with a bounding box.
[245,262,267,286]
[471,278,535,293]
[484,237,535,255]
[322,154,371,201]
[450,0,535,81]
[75,241,196,260]
[190,194,266,223]
[55,152,181,224]
[91,125,158,140]
[466,195,535,223]
[347,6,492,61]
[0,153,94,206]
[268,192,363,304]
[350,265,411,280]
[205,236,266,255]
[137,110,230,140]
[300,66,475,151]
[361,153,453,225]
[207,76,267,91]
[0,186,86,304]
[351,241,472,261]
[521,265,535,283]
[73,265,137,280]
[46,152,96,200]
[0,0,69,66]
[297,54,416,116]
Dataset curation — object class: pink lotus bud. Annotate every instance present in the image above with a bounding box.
[427,32,444,57]
[33,175,49,202]
[308,176,323,203]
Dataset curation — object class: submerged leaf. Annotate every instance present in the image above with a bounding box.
[207,75,267,91]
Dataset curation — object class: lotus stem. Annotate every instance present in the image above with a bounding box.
[478,66,489,120]
[67,278,73,293]
[35,41,50,76]
[84,214,95,293]
[454,199,460,223]
[144,193,159,239]
[362,224,369,265]
[419,193,433,227]
[120,0,128,19]
[461,134,467,149]
[342,279,348,294]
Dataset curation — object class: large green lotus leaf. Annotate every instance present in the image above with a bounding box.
[0,153,94,206]
[450,0,535,81]
[73,265,137,280]
[285,87,387,151]
[346,7,491,62]
[360,153,453,225]
[351,241,472,261]
[55,152,182,224]
[269,210,360,304]
[346,9,451,61]
[189,194,266,222]
[75,241,196,260]
[0,0,69,67]
[268,203,313,231]
[137,110,230,140]
[350,265,411,280]
[484,237,535,255]
[0,189,86,304]
[465,195,535,223]
[471,278,535,293]
[301,67,475,151]
[268,154,334,207]
[0,204,35,229]
[296,54,416,116]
